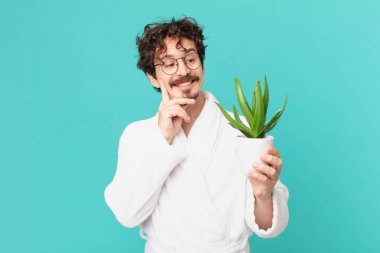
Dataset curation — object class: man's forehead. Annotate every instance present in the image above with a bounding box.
[155,37,196,58]
[161,48,197,58]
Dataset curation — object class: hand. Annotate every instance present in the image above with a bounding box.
[157,79,195,143]
[247,146,283,201]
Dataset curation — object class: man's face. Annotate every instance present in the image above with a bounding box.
[149,36,204,100]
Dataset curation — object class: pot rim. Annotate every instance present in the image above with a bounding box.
[236,134,273,139]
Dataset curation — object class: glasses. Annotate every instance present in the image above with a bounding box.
[154,52,201,75]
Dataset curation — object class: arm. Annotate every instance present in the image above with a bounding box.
[104,121,186,228]
[245,179,289,238]
[254,193,274,230]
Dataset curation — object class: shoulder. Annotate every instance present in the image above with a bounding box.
[119,114,158,142]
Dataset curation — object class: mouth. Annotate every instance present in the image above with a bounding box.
[173,79,196,89]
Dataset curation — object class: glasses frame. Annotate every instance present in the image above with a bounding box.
[154,52,201,75]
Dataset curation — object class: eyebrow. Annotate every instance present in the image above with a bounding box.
[162,48,197,58]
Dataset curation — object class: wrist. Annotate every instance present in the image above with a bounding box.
[254,192,273,202]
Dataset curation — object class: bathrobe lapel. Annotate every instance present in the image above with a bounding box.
[148,91,233,249]
[179,91,223,175]
[169,91,230,243]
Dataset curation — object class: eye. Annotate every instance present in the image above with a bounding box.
[185,57,195,63]
[161,58,176,67]
[185,53,197,63]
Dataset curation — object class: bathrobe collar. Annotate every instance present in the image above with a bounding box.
[156,90,224,174]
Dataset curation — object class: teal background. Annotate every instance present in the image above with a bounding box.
[1,0,379,252]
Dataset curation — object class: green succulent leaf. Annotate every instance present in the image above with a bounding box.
[258,108,283,137]
[232,104,243,125]
[263,74,269,118]
[235,78,255,130]
[258,93,288,136]
[251,91,256,116]
[214,102,255,137]
[228,123,254,137]
[215,76,288,139]
[252,81,265,136]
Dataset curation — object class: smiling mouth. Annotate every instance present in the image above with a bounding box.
[174,79,195,88]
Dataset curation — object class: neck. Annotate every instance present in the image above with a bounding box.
[182,91,205,135]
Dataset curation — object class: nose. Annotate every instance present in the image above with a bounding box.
[176,58,191,76]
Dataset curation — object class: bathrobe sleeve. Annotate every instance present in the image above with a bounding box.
[245,179,289,238]
[104,121,187,228]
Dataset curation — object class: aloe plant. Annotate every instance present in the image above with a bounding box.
[215,75,288,138]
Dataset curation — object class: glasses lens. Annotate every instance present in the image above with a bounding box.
[161,58,177,75]
[159,53,201,75]
[184,53,201,70]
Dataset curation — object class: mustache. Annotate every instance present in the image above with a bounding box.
[171,75,199,86]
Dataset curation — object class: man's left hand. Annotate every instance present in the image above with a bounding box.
[248,146,283,201]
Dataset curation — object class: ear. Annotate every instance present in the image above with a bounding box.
[146,72,160,88]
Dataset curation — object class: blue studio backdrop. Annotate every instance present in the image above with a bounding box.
[1,0,379,252]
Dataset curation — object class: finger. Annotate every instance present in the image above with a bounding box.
[248,171,269,183]
[166,108,191,122]
[164,105,190,118]
[260,154,282,173]
[252,163,278,181]
[158,79,170,103]
[164,105,189,111]
[165,97,196,107]
[267,146,281,158]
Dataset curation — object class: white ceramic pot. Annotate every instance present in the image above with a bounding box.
[235,135,274,176]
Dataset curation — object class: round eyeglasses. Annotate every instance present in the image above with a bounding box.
[154,52,201,75]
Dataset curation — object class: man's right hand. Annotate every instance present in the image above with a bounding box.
[157,79,196,144]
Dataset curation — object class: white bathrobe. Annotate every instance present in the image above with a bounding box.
[104,90,289,253]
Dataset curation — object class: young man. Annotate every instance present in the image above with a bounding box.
[104,17,289,253]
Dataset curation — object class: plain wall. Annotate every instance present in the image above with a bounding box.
[1,0,379,252]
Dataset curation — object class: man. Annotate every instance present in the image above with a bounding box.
[104,16,289,253]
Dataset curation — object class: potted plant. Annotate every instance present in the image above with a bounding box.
[214,75,288,176]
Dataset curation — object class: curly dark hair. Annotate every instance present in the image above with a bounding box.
[136,16,207,92]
